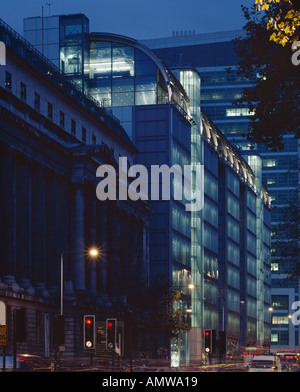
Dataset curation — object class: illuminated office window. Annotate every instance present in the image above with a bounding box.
[271,262,278,271]
[226,108,254,117]
[263,159,277,167]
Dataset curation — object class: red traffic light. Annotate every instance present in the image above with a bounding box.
[83,315,95,349]
[85,318,93,326]
[204,331,210,337]
[106,318,117,350]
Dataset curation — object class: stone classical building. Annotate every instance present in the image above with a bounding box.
[0,18,150,362]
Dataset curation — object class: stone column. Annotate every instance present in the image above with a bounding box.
[113,204,121,297]
[106,201,121,297]
[45,171,59,293]
[88,182,97,295]
[16,153,33,290]
[0,145,16,284]
[130,216,138,289]
[31,162,46,292]
[58,175,74,298]
[97,199,107,294]
[73,180,86,292]
[120,209,130,297]
[141,221,149,290]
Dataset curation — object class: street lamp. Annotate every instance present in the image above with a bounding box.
[89,248,99,257]
[60,248,99,316]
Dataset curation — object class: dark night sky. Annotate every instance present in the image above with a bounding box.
[1,0,254,40]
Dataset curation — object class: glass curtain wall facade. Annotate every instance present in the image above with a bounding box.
[200,112,272,352]
[172,68,204,362]
[89,40,158,107]
[142,30,295,351]
[59,14,90,90]
[56,20,194,363]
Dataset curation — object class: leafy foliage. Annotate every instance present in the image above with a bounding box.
[255,0,300,45]
[233,5,300,150]
[142,280,188,339]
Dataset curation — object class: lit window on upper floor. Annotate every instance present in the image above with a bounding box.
[226,108,255,117]
[271,262,278,271]
[272,316,289,325]
[257,73,267,81]
[263,159,277,168]
[267,179,275,185]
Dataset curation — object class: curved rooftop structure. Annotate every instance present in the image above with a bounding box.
[87,32,190,114]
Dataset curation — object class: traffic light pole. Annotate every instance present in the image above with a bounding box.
[60,251,75,317]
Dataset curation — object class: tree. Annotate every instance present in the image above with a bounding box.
[234,4,299,283]
[255,0,300,46]
[233,4,300,150]
[143,280,188,339]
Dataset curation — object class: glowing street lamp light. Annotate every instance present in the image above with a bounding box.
[89,248,99,257]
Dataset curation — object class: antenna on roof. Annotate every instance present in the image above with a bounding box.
[46,2,53,16]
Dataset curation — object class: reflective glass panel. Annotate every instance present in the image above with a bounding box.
[135,90,156,105]
[112,45,134,77]
[135,59,157,76]
[135,76,156,91]
[60,46,82,74]
[112,77,134,92]
[112,92,134,106]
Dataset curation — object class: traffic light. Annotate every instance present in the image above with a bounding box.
[83,315,95,349]
[204,329,212,353]
[106,318,116,351]
[204,329,216,354]
[53,314,65,346]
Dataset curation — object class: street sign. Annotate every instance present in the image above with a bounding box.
[0,325,7,346]
[0,301,6,325]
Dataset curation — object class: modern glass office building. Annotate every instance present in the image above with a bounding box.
[142,30,299,352]
[24,15,272,362]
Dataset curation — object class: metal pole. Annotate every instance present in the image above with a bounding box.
[2,345,5,372]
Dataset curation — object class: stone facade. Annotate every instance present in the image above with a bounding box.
[0,21,150,361]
